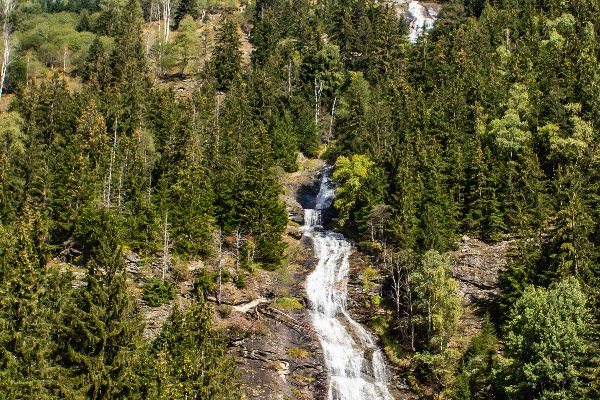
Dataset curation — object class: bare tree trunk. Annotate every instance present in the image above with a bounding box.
[162,0,171,43]
[234,226,247,279]
[146,31,151,55]
[107,118,118,207]
[234,226,241,279]
[162,211,169,279]
[216,227,223,304]
[62,44,69,73]
[314,78,322,127]
[407,274,415,352]
[0,0,14,109]
[327,96,337,147]
[25,52,30,85]
[287,59,292,95]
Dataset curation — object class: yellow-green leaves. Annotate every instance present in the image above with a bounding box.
[332,154,375,227]
[412,250,462,352]
[489,83,532,159]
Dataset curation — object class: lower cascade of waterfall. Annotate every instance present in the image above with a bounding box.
[304,169,393,400]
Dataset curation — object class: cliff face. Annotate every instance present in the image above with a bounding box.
[223,156,328,399]
[449,236,511,307]
[224,265,327,400]
[342,236,512,399]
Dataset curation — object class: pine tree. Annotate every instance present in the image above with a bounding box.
[145,295,240,399]
[81,36,112,88]
[172,0,201,30]
[412,250,462,352]
[169,133,215,257]
[57,208,143,399]
[211,16,242,91]
[0,206,71,398]
[109,0,149,136]
[76,9,93,32]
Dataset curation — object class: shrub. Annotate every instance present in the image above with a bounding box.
[142,277,175,307]
[217,304,233,317]
[234,274,247,289]
[274,296,303,310]
[287,346,309,360]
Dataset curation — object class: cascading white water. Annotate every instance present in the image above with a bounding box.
[406,1,438,43]
[304,169,393,400]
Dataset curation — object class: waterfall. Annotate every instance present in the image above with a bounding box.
[304,169,393,400]
[406,1,439,43]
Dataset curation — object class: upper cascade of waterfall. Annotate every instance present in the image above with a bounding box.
[303,168,335,231]
[406,1,439,43]
[388,0,439,43]
[406,1,438,43]
[304,168,393,400]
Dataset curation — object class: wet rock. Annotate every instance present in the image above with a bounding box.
[286,225,304,240]
[228,306,327,400]
[287,208,305,225]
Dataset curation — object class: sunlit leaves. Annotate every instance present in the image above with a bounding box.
[333,153,374,226]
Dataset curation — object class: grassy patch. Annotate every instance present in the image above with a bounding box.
[287,346,309,360]
[274,296,303,311]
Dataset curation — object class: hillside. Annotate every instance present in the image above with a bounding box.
[1,0,600,398]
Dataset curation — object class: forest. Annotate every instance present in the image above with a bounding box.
[0,0,599,397]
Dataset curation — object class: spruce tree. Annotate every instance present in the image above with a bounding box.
[57,208,143,399]
[145,294,240,399]
[211,16,242,91]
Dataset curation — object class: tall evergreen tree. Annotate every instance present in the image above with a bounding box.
[143,296,240,399]
[57,208,143,399]
[211,16,242,91]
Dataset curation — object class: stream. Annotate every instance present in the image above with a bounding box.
[304,169,393,400]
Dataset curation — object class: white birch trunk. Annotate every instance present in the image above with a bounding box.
[0,0,14,108]
[162,0,171,43]
[162,212,169,279]
[107,118,118,207]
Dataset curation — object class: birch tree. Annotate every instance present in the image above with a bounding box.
[412,250,462,352]
[0,0,15,108]
[161,0,171,43]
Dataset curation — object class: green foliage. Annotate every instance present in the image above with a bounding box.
[274,296,303,311]
[287,346,309,360]
[499,278,594,399]
[13,11,96,79]
[3,0,600,395]
[452,316,499,400]
[143,299,240,399]
[333,153,375,227]
[211,16,241,91]
[170,15,202,74]
[143,277,176,307]
[58,209,143,399]
[412,250,462,352]
[414,348,462,398]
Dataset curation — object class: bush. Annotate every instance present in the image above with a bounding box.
[217,304,233,317]
[274,296,303,310]
[234,274,247,289]
[287,346,309,360]
[142,278,175,307]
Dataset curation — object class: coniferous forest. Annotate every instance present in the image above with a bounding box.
[1,0,600,397]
